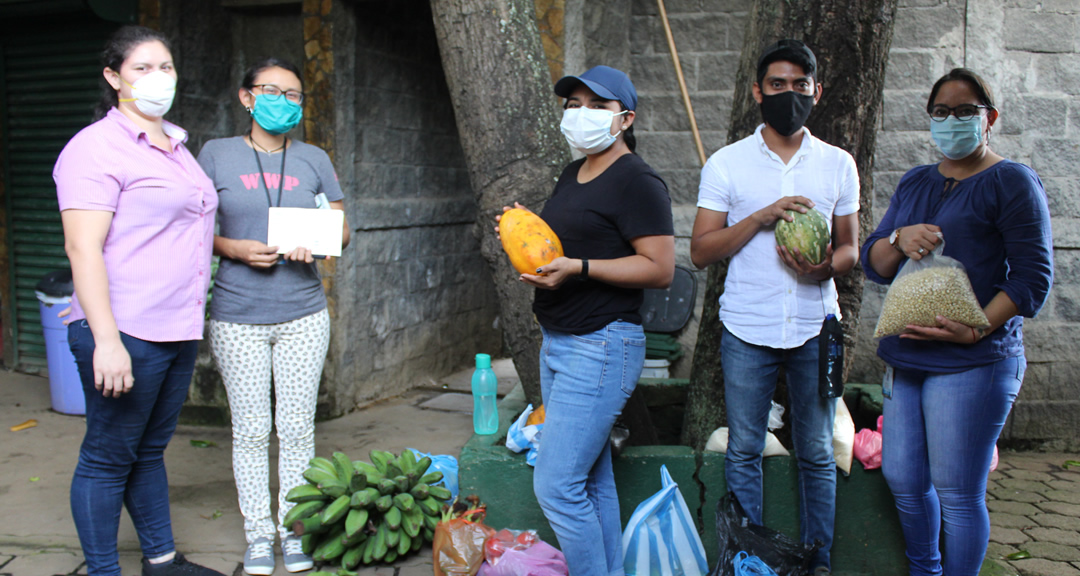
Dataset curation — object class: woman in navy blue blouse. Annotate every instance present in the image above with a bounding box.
[862,68,1053,576]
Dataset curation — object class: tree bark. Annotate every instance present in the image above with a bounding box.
[430,0,572,406]
[682,0,898,449]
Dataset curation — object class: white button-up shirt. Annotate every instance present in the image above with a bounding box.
[697,124,859,349]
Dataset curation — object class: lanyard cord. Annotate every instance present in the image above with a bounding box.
[251,137,288,208]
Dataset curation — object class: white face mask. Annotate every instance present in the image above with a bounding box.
[119,70,176,118]
[560,107,626,154]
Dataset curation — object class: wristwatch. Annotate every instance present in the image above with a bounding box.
[889,228,902,252]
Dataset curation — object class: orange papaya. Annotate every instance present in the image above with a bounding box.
[498,208,564,275]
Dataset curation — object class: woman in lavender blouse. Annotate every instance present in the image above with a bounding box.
[54,25,222,576]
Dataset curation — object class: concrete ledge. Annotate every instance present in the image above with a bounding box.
[460,383,913,574]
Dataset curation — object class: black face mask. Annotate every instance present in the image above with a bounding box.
[760,90,815,137]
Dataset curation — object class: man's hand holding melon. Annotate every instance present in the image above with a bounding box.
[773,200,835,281]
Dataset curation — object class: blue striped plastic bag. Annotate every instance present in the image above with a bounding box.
[622,465,709,576]
[505,404,543,466]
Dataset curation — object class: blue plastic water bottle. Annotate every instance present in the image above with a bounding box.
[472,354,499,435]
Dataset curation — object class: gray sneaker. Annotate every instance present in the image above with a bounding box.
[243,537,275,576]
[282,534,313,573]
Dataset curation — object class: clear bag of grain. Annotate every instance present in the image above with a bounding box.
[874,238,990,338]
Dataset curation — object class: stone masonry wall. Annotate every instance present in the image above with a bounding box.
[159,0,501,421]
[162,0,315,423]
[626,0,752,379]
[853,0,1080,449]
[588,0,1079,448]
[321,0,502,416]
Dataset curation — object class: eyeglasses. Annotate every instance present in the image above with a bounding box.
[252,84,304,104]
[928,104,991,122]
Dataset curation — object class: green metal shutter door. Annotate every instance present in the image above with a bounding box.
[3,26,113,370]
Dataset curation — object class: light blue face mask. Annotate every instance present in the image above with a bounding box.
[930,115,982,160]
[250,93,303,135]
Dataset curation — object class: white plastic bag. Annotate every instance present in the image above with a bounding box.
[704,427,789,457]
[767,401,785,431]
[622,465,709,576]
[833,400,854,476]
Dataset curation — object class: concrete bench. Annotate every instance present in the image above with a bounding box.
[458,382,915,575]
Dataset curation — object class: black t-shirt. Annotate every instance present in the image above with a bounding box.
[533,154,674,334]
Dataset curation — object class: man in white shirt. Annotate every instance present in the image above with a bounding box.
[690,39,860,575]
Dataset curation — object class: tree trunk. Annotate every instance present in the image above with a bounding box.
[430,0,572,406]
[682,0,898,449]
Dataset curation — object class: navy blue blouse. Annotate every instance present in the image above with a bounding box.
[862,160,1054,373]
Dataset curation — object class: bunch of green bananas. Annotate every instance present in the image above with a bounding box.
[282,449,453,571]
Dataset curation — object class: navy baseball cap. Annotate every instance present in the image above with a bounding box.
[554,65,638,111]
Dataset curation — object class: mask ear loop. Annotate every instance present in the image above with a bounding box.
[117,75,136,103]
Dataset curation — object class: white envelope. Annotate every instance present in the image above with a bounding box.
[267,207,344,257]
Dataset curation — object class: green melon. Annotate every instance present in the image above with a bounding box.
[774,205,830,265]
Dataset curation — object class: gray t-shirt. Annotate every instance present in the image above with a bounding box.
[198,136,345,324]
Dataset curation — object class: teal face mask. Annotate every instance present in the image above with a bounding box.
[930,115,982,160]
[250,93,303,135]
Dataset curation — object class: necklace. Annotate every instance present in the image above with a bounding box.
[249,134,285,154]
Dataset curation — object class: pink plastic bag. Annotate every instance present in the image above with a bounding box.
[477,541,568,576]
[854,415,884,470]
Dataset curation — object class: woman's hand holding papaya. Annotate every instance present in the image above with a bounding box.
[520,256,580,290]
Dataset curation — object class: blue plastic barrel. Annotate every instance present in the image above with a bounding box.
[35,270,84,416]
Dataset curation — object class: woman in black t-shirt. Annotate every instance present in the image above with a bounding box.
[498,65,674,576]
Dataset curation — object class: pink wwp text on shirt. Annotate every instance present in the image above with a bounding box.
[239,173,301,191]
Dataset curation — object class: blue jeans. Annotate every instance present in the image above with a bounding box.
[68,321,199,576]
[882,356,1024,576]
[533,321,645,576]
[721,326,836,569]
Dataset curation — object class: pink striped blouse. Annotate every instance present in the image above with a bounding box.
[53,108,218,342]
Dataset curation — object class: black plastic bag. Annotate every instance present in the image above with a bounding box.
[709,493,819,576]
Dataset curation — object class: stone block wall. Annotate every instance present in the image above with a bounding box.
[158,0,501,421]
[121,0,1080,443]
[321,0,501,416]
[851,0,1080,450]
[625,0,753,377]
[573,0,1080,447]
[162,0,316,423]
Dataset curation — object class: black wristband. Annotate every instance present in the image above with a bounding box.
[580,258,589,280]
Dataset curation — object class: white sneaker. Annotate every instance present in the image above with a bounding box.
[243,538,275,576]
[282,534,314,573]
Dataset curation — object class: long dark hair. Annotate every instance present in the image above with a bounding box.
[94,26,173,121]
[926,68,996,113]
[620,103,637,154]
[241,57,303,91]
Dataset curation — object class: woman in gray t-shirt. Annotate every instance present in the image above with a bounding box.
[196,58,349,575]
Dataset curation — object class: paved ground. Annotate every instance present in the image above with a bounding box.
[1,364,1077,576]
[986,454,1080,575]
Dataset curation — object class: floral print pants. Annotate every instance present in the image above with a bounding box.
[209,309,330,543]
